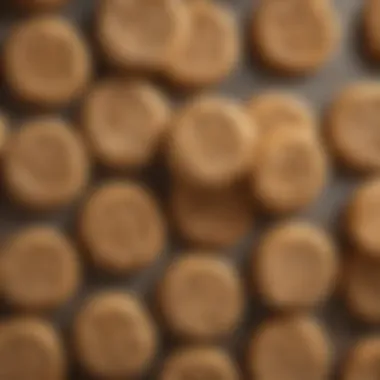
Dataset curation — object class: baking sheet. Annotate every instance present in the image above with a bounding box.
[0,0,375,378]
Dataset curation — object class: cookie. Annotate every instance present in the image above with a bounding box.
[96,0,188,71]
[246,92,316,139]
[346,179,380,259]
[0,318,65,380]
[158,254,244,341]
[170,181,253,248]
[1,226,80,311]
[168,96,257,188]
[82,79,170,170]
[253,131,328,214]
[363,0,380,61]
[165,0,239,87]
[0,112,9,156]
[4,16,92,107]
[74,291,157,378]
[342,337,380,380]
[80,181,166,273]
[4,117,89,210]
[253,0,340,75]
[160,346,240,380]
[344,254,380,323]
[255,221,338,310]
[326,82,380,172]
[247,316,332,380]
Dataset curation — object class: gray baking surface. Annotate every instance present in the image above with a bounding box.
[0,0,375,379]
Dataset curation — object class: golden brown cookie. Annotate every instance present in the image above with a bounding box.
[326,82,380,172]
[344,254,380,323]
[4,16,92,107]
[246,92,316,139]
[170,181,253,248]
[1,226,80,311]
[0,318,65,380]
[80,181,166,273]
[73,291,157,379]
[363,0,380,61]
[165,0,239,87]
[82,79,170,169]
[252,131,328,214]
[158,254,244,341]
[342,337,380,380]
[96,0,189,71]
[4,117,89,210]
[160,346,240,380]
[168,96,257,188]
[15,0,68,11]
[346,179,380,259]
[253,0,340,75]
[255,221,338,310]
[247,316,332,380]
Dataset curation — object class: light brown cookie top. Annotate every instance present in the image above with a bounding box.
[160,346,240,380]
[255,221,338,310]
[342,337,380,380]
[344,254,380,323]
[247,316,332,380]
[80,181,166,274]
[253,0,340,75]
[0,318,65,380]
[73,291,157,379]
[165,0,239,87]
[246,92,316,139]
[168,96,257,189]
[4,117,90,211]
[1,226,80,311]
[364,0,380,61]
[158,254,244,341]
[346,179,380,259]
[82,79,170,170]
[252,131,328,214]
[326,82,380,173]
[96,0,189,71]
[15,0,68,11]
[4,16,92,107]
[170,181,253,248]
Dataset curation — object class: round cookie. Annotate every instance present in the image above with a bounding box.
[344,254,380,323]
[4,16,92,107]
[363,0,380,61]
[171,181,253,248]
[80,181,166,274]
[1,226,80,311]
[165,0,239,87]
[82,79,170,170]
[158,254,244,341]
[346,179,380,259]
[246,92,316,139]
[96,0,189,71]
[4,117,89,211]
[255,221,338,310]
[252,0,340,75]
[0,318,65,380]
[342,337,380,380]
[326,82,380,172]
[15,0,68,11]
[247,316,332,380]
[74,291,157,379]
[160,346,240,380]
[252,131,328,214]
[168,96,257,189]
